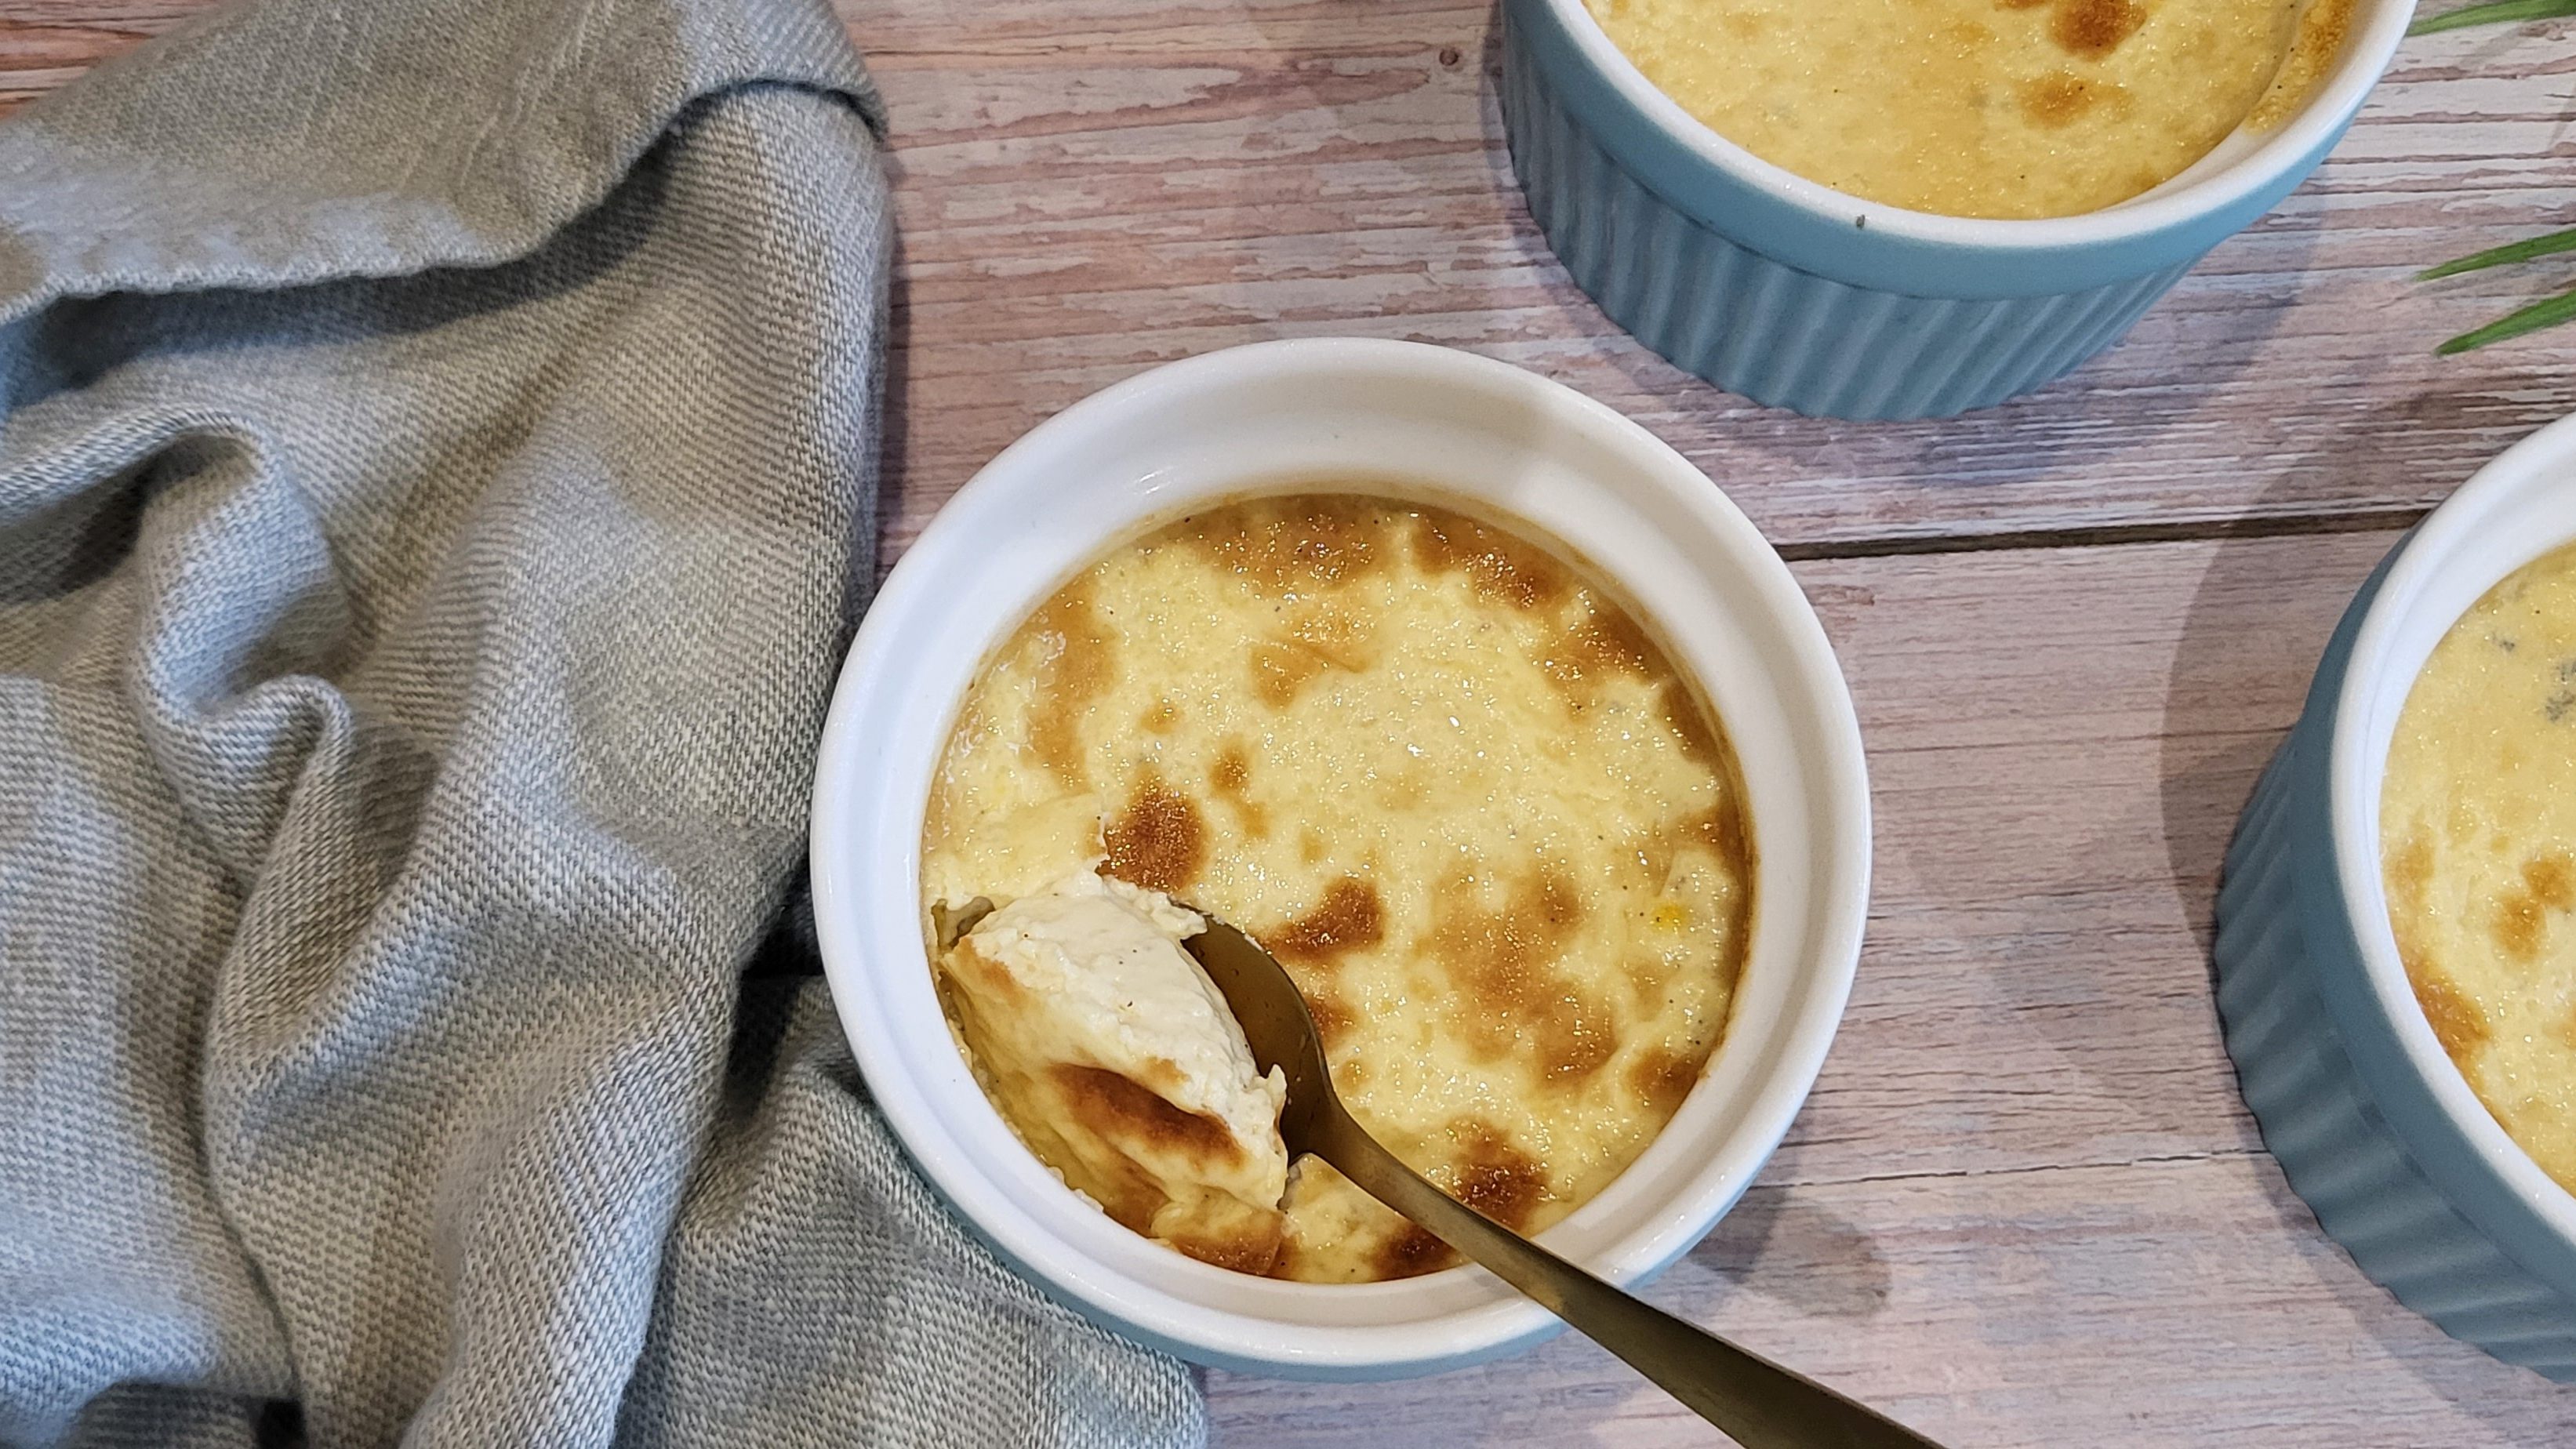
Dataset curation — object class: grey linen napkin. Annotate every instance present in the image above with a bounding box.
[0,0,1207,1444]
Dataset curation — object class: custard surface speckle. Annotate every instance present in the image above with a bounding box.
[923,494,1753,1281]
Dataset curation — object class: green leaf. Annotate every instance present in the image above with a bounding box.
[2422,227,2576,278]
[2411,0,2576,35]
[2413,0,2576,351]
[2437,285,2576,354]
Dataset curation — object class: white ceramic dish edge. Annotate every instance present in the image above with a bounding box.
[809,338,1872,1378]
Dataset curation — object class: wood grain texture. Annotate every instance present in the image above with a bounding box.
[6,2,2572,557]
[1208,530,2576,1447]
[839,0,2576,564]
[6,2,2576,1444]
[0,2,202,108]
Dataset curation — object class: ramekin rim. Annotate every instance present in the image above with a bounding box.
[808,336,1871,1371]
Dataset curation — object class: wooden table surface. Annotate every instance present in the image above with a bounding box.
[13,2,2576,1444]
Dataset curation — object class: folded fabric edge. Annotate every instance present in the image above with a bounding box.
[0,0,887,327]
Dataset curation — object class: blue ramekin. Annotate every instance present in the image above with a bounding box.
[1498,0,2414,419]
[2214,415,2576,1380]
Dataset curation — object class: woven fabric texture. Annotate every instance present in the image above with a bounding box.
[0,0,1205,1444]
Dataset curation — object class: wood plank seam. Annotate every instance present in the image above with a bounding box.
[1775,504,2438,561]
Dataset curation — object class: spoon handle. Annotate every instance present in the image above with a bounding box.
[1314,1109,1946,1448]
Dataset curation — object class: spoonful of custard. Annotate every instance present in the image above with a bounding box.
[1181,913,1946,1449]
[934,881,1938,1444]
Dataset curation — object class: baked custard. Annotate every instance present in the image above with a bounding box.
[942,871,1292,1271]
[1581,0,2356,220]
[2384,542,2576,1194]
[923,493,1753,1281]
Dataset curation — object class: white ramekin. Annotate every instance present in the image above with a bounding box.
[1501,0,2415,419]
[808,338,1871,1378]
[2215,413,2576,1380]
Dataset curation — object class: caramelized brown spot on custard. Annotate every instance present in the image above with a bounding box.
[1450,1121,1550,1229]
[1165,1224,1283,1276]
[2527,853,2576,911]
[2388,830,2434,915]
[1630,799,1750,899]
[1582,607,1660,673]
[1412,510,1568,611]
[1299,985,1357,1048]
[1625,953,1678,1015]
[1537,993,1619,1083]
[1049,1063,1244,1167]
[944,939,1029,1005]
[2407,955,2493,1059]
[2294,0,2354,68]
[1269,1237,1305,1280]
[1103,779,1205,894]
[1628,1045,1704,1115]
[2019,72,2096,127]
[1212,744,1251,795]
[1660,683,1725,768]
[1430,869,1593,1061]
[2483,850,2572,975]
[1374,1223,1457,1280]
[2496,892,2550,963]
[1271,877,1386,964]
[2051,0,2144,59]
[1208,740,1270,837]
[2251,0,2356,129]
[1249,639,1330,707]
[1431,870,1584,1000]
[1186,496,1386,596]
[1680,801,1748,871]
[1541,606,1664,702]
[1026,584,1114,789]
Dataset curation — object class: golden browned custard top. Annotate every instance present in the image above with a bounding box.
[1583,0,2355,220]
[922,493,1753,1281]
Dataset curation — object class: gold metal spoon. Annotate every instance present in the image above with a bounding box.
[1183,914,1946,1449]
